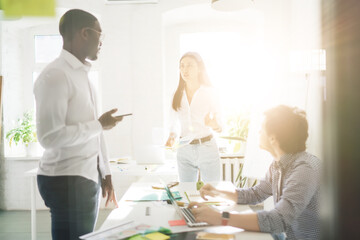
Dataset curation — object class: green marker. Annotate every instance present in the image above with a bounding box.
[184,191,191,203]
[196,169,204,190]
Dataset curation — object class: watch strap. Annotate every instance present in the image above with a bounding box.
[221,211,230,226]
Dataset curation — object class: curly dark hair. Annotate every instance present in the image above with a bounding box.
[264,105,308,153]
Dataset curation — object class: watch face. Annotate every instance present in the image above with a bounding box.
[222,211,230,219]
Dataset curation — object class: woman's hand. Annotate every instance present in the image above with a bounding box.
[199,184,219,200]
[188,202,222,225]
[165,132,176,148]
[204,113,222,132]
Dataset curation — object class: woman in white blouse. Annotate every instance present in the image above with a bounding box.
[165,52,222,182]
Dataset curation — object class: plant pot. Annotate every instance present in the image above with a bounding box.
[233,141,247,157]
[25,142,40,157]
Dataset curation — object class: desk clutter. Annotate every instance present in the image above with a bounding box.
[80,221,172,240]
[80,219,236,240]
[93,182,271,240]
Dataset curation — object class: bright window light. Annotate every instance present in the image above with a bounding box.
[180,32,277,117]
[34,35,62,63]
[289,49,326,72]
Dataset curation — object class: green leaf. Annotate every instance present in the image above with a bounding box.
[233,142,241,153]
[5,110,37,147]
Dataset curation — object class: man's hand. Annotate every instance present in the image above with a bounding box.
[188,202,222,225]
[98,109,123,130]
[199,184,219,200]
[101,175,118,208]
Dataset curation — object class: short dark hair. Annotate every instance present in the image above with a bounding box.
[59,9,98,40]
[264,105,308,153]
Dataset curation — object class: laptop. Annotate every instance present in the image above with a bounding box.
[164,184,209,227]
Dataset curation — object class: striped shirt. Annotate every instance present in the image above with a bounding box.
[236,152,321,240]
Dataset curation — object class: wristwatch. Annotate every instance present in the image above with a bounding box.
[221,211,230,226]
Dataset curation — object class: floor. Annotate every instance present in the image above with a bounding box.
[0,209,112,240]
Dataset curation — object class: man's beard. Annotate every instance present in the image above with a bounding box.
[88,48,100,61]
[88,55,98,61]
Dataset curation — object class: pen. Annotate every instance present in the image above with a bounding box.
[184,191,191,203]
[204,202,223,206]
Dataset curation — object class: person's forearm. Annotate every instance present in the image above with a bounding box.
[169,132,177,138]
[217,189,238,202]
[100,133,111,176]
[228,212,260,231]
[212,123,222,133]
[209,119,222,133]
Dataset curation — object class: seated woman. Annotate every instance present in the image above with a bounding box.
[189,105,321,240]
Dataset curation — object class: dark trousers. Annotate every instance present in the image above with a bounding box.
[37,175,100,240]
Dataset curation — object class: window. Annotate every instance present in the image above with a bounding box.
[35,35,63,63]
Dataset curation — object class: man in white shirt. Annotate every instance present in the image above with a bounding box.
[34,9,122,240]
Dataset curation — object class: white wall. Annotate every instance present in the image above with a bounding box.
[289,0,323,159]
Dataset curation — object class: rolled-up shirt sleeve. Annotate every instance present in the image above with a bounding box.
[99,132,111,177]
[237,168,273,205]
[257,163,319,233]
[34,68,102,149]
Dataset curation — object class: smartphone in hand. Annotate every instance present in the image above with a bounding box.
[114,113,132,121]
[115,113,132,117]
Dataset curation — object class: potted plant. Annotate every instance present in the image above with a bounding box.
[220,114,250,155]
[220,113,254,188]
[6,110,39,156]
[235,161,258,188]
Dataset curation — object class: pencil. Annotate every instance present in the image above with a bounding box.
[184,191,191,203]
[204,202,223,206]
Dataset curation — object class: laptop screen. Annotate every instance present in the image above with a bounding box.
[164,184,184,218]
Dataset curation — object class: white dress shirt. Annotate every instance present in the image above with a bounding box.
[33,49,110,183]
[169,85,222,140]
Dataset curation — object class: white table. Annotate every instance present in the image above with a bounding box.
[25,168,38,240]
[25,161,178,240]
[99,181,272,239]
